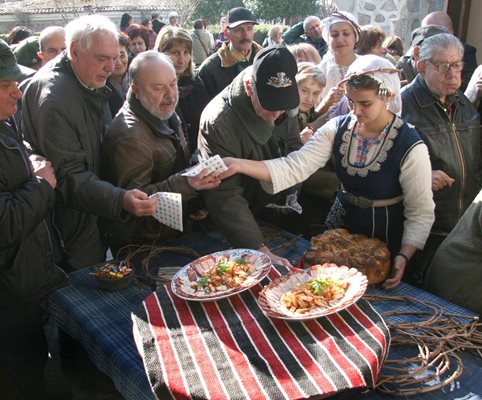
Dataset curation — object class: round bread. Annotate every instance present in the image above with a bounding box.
[303,229,391,285]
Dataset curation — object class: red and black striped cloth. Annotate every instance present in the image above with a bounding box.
[132,265,390,400]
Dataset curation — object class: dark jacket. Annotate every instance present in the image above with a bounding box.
[396,55,417,85]
[282,21,328,58]
[197,41,262,101]
[177,74,210,152]
[401,74,482,234]
[101,90,195,248]
[461,43,477,93]
[22,53,128,268]
[198,68,300,249]
[0,119,67,307]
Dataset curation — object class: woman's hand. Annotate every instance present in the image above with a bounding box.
[299,126,314,145]
[383,256,405,289]
[187,170,221,191]
[383,245,416,290]
[258,245,294,268]
[431,170,455,191]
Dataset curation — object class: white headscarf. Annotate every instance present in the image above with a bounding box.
[321,11,360,46]
[344,54,401,115]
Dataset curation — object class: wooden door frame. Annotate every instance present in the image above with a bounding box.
[445,0,471,42]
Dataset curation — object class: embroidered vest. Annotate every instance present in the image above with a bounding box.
[334,114,422,200]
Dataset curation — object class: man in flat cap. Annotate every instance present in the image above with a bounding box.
[198,6,263,100]
[396,24,448,85]
[198,45,302,266]
[0,38,67,399]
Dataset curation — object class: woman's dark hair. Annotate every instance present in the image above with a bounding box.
[120,13,133,32]
[117,31,130,48]
[126,24,150,50]
[6,26,32,45]
[357,26,386,55]
[382,35,404,58]
[346,74,380,92]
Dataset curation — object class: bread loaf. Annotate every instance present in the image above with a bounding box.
[303,229,391,285]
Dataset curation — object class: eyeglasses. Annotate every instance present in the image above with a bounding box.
[429,60,464,73]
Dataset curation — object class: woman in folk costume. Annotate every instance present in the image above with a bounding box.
[221,55,435,289]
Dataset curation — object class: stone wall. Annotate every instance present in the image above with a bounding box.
[333,0,445,52]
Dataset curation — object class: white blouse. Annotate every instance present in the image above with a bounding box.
[261,116,435,249]
[464,64,482,105]
[319,54,358,99]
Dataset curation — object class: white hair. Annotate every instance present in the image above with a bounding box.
[65,15,117,58]
[418,33,464,62]
[303,16,321,32]
[39,26,65,52]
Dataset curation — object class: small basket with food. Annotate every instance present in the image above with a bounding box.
[92,260,134,292]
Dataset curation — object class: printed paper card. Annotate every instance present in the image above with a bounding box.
[150,192,183,231]
[181,154,228,177]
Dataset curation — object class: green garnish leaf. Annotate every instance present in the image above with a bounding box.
[309,279,329,295]
[234,257,246,264]
[197,276,209,287]
[216,260,231,275]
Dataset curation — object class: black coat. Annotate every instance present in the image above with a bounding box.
[0,119,67,306]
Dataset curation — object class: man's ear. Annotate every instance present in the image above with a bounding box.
[131,83,139,98]
[417,59,427,75]
[70,42,79,62]
[37,52,45,62]
[224,27,231,41]
[244,79,253,97]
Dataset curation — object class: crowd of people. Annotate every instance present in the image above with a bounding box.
[1,6,481,399]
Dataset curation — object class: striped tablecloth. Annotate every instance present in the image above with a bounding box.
[132,265,390,400]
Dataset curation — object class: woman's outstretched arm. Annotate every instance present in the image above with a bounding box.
[220,158,272,182]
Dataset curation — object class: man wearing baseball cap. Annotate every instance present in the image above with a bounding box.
[198,45,301,267]
[198,6,263,100]
[0,38,67,399]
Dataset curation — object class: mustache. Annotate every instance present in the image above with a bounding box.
[161,98,177,106]
[239,38,252,44]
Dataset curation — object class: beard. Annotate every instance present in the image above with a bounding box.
[139,95,178,120]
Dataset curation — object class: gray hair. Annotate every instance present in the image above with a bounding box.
[296,62,326,88]
[65,15,117,58]
[303,16,321,32]
[39,26,65,52]
[418,33,464,62]
[129,50,175,84]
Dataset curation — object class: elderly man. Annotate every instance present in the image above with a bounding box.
[37,25,66,64]
[421,11,477,91]
[22,15,157,269]
[0,39,67,399]
[101,51,220,251]
[282,16,328,58]
[198,7,262,100]
[198,45,301,266]
[396,24,448,85]
[401,33,481,278]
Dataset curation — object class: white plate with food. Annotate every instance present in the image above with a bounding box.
[171,249,272,301]
[258,263,368,320]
